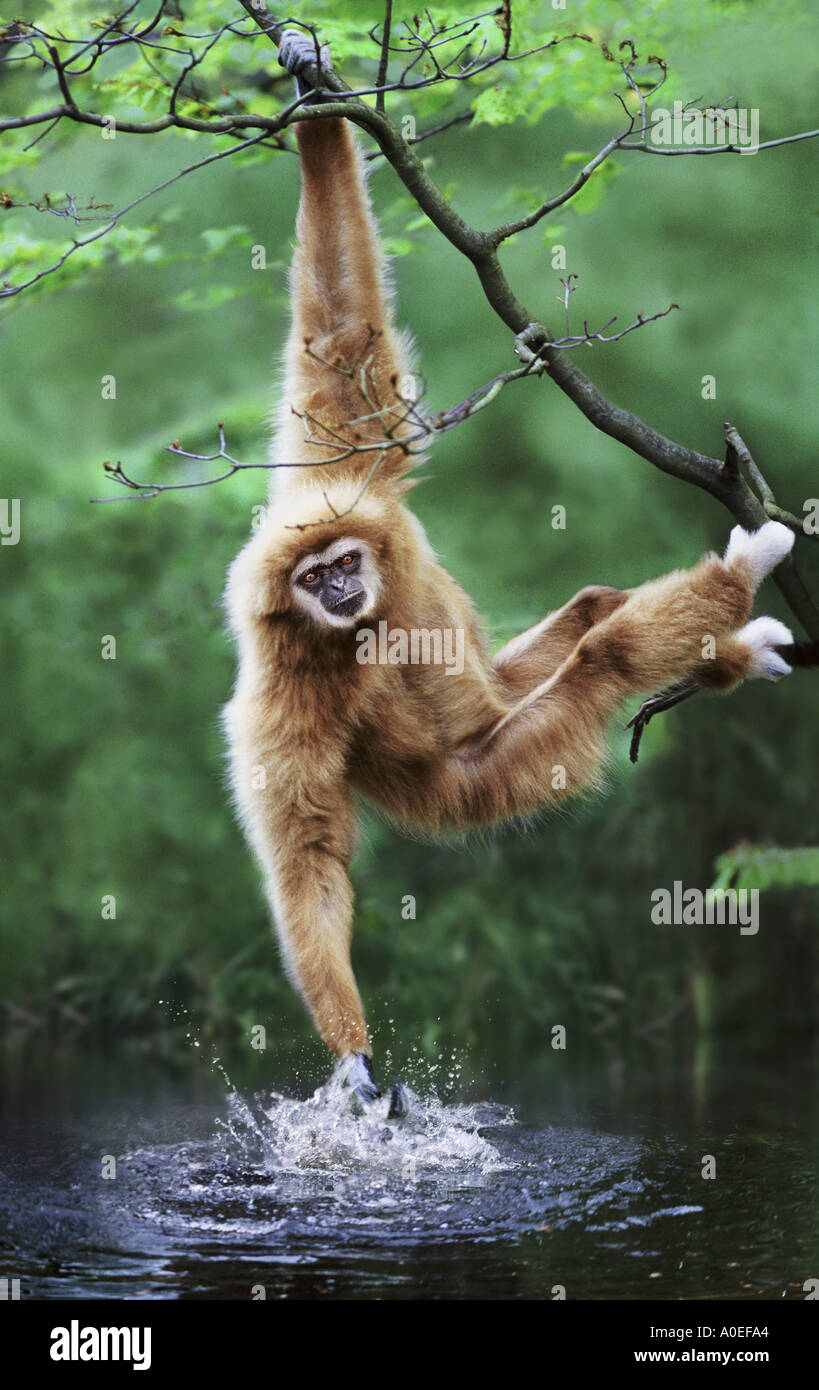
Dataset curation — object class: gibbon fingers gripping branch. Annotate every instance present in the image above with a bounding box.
[222,31,797,1111]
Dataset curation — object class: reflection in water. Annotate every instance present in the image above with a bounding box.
[0,1059,816,1300]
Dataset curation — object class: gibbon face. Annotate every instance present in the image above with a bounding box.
[290,536,381,628]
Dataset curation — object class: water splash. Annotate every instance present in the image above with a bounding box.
[216,1063,515,1180]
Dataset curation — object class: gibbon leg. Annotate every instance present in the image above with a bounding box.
[493,524,796,716]
[436,527,794,825]
[493,585,628,700]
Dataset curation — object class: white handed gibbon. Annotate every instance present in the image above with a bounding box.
[223,31,794,1108]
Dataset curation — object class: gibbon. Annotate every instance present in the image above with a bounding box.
[223,31,794,1108]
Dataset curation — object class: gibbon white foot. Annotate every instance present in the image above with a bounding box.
[723,520,795,587]
[736,616,794,680]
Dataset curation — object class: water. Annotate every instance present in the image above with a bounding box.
[1,1055,816,1299]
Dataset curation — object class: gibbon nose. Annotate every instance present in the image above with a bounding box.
[329,575,346,591]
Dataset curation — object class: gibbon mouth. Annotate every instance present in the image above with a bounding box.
[330,590,366,617]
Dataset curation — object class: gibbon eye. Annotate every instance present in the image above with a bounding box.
[340,554,355,566]
[302,571,318,585]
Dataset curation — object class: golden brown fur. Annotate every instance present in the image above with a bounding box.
[223,114,794,1060]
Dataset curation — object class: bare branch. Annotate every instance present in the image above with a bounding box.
[91,303,684,501]
[374,0,393,116]
[724,425,812,534]
[626,681,699,764]
[0,134,271,299]
[621,129,819,155]
[490,130,625,245]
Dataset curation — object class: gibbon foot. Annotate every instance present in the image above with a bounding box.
[278,29,333,101]
[723,519,795,585]
[736,616,794,680]
[627,522,796,760]
[626,614,795,760]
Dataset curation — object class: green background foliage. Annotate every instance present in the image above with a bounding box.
[1,0,816,1080]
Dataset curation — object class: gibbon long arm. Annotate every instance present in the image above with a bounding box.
[223,33,795,1074]
[270,111,417,498]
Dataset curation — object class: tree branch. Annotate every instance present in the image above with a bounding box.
[374,0,393,116]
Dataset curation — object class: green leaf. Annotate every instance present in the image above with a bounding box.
[471,85,527,128]
[171,283,245,312]
[569,160,622,216]
[712,845,819,893]
[200,225,251,258]
[383,236,415,257]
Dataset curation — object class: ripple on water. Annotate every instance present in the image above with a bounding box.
[106,1068,675,1258]
[8,1064,767,1297]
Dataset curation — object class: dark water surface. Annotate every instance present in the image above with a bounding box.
[1,1053,816,1300]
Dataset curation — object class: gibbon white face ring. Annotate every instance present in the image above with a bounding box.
[290,536,381,629]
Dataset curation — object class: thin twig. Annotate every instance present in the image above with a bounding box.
[375,0,393,116]
[0,134,270,298]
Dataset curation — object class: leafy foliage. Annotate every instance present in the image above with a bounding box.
[5,0,814,292]
[713,845,819,893]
